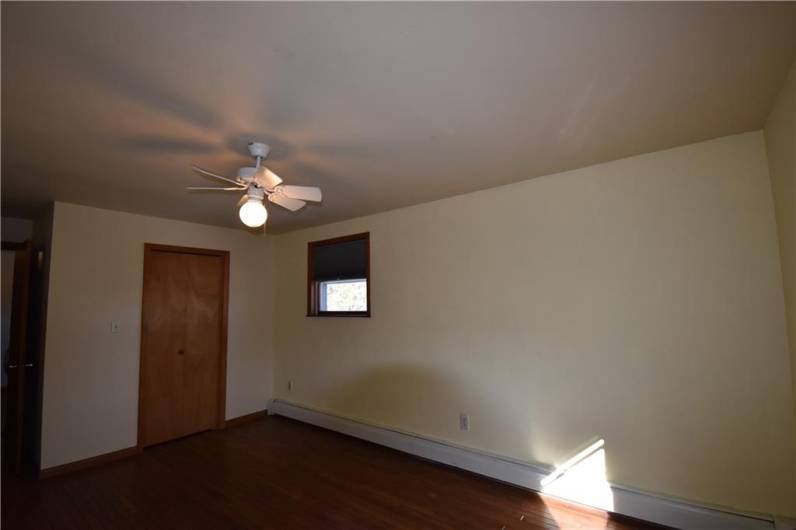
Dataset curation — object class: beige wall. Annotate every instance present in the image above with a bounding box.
[273,131,794,517]
[40,202,274,469]
[764,60,796,516]
[2,216,33,242]
[31,205,54,470]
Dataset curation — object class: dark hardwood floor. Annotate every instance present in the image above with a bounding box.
[2,416,665,529]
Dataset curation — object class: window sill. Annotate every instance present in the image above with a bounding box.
[306,312,370,318]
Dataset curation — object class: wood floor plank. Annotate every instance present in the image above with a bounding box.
[2,416,667,529]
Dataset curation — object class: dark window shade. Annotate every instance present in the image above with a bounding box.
[312,239,368,281]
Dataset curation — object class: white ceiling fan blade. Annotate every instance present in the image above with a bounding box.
[254,167,283,190]
[186,186,246,191]
[279,185,322,202]
[192,166,244,187]
[268,193,306,212]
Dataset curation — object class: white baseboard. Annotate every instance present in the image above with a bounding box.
[269,399,775,530]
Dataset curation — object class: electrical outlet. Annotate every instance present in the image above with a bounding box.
[110,321,119,334]
[459,413,470,431]
[287,380,293,392]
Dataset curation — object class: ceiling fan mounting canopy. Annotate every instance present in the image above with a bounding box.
[247,141,270,159]
[186,141,323,228]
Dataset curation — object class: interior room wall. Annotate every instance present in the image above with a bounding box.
[40,202,275,470]
[764,60,796,516]
[272,131,794,517]
[31,205,54,471]
[2,216,33,242]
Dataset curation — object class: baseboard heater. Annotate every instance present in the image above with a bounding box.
[269,399,777,530]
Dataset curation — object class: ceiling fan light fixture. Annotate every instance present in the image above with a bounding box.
[239,197,268,227]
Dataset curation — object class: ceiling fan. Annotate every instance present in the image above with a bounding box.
[187,142,322,228]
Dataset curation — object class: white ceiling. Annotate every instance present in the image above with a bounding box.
[2,2,794,233]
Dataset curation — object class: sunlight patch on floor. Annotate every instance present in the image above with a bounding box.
[541,438,614,513]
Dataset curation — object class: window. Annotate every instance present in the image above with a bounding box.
[307,232,370,317]
[319,279,367,312]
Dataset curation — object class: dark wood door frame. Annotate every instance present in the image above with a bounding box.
[137,243,230,450]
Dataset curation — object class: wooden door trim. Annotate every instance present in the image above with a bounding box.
[138,243,230,450]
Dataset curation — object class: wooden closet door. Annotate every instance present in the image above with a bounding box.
[182,253,224,434]
[140,246,228,447]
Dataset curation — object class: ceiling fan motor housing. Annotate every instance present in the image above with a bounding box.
[238,167,258,181]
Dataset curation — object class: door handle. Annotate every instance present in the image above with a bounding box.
[7,364,17,369]
[24,363,33,368]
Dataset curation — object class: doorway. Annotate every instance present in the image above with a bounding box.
[1,240,40,475]
[138,244,229,448]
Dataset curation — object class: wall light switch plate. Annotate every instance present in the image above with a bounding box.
[459,413,470,431]
[110,321,120,334]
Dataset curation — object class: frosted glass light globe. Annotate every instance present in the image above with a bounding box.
[239,198,268,228]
